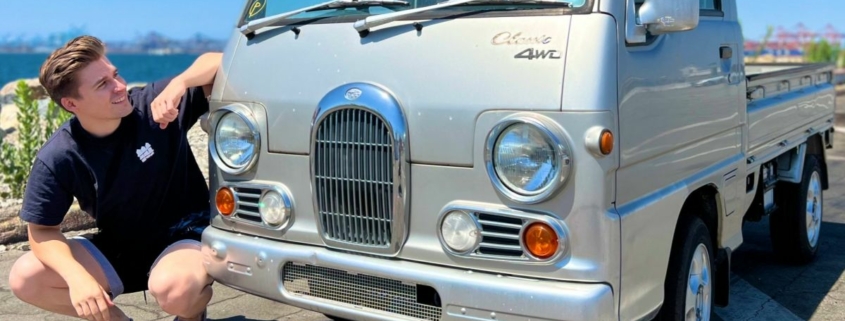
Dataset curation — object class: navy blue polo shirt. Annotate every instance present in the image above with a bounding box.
[19,77,211,243]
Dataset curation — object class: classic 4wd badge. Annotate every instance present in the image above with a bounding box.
[491,31,552,45]
[514,48,561,60]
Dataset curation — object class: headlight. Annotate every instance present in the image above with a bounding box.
[210,105,260,174]
[259,190,290,226]
[440,211,480,253]
[486,115,571,203]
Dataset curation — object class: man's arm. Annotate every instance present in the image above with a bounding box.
[151,52,223,129]
[20,159,113,320]
[29,224,114,320]
[28,224,87,280]
[174,52,222,95]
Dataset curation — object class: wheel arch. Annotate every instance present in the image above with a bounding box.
[806,133,829,190]
[676,184,731,307]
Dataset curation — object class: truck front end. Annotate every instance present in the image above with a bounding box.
[202,0,621,320]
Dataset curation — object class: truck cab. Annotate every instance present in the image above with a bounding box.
[200,0,836,320]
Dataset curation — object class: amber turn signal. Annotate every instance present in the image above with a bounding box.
[216,187,235,216]
[600,130,614,155]
[523,222,558,259]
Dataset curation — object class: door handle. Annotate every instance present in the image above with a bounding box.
[720,46,733,59]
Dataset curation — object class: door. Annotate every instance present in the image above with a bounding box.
[616,0,745,320]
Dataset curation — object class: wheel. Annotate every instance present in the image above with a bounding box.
[770,154,823,264]
[657,216,714,321]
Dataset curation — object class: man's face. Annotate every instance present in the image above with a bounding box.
[64,56,133,121]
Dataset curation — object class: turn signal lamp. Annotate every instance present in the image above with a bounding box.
[587,127,614,157]
[216,187,235,216]
[600,130,614,155]
[524,222,558,259]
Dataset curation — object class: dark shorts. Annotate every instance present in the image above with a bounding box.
[73,233,202,297]
[71,210,210,297]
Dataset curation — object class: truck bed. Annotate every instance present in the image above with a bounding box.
[745,63,836,165]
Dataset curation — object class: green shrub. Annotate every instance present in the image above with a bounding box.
[0,80,73,199]
[804,40,840,64]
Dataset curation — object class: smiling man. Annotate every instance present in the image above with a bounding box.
[7,35,222,321]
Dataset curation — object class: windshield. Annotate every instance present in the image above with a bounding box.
[241,0,588,24]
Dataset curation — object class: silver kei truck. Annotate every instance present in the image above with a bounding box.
[198,0,837,320]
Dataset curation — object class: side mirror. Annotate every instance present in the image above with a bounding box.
[626,0,700,44]
[640,0,700,34]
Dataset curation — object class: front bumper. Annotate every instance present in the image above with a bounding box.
[202,227,616,321]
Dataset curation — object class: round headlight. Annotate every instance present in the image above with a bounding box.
[440,211,480,253]
[259,190,289,226]
[214,111,257,170]
[494,123,558,194]
[486,116,572,204]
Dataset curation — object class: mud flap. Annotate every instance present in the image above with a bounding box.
[714,247,731,307]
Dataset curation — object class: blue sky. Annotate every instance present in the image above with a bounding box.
[736,0,843,40]
[0,0,840,42]
[0,0,245,41]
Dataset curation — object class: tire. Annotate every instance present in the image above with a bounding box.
[656,216,714,321]
[770,154,823,264]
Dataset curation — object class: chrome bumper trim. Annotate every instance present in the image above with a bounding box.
[202,227,616,321]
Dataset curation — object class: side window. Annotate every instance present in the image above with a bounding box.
[636,0,719,11]
[700,0,722,16]
[700,0,717,10]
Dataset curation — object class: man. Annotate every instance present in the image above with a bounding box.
[7,35,221,321]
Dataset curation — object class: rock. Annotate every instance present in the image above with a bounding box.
[0,198,21,210]
[0,78,47,105]
[0,201,97,245]
[188,115,210,182]
[0,102,19,144]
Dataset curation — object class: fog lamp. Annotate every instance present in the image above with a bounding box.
[259,190,289,226]
[440,211,480,253]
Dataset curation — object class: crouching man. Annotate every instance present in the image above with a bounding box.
[8,35,222,321]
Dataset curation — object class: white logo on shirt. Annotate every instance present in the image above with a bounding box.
[136,142,155,163]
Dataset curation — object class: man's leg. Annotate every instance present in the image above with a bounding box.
[147,240,213,321]
[8,238,130,320]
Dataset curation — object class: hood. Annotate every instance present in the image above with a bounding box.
[219,15,571,166]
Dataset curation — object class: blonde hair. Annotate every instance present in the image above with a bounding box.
[39,35,106,110]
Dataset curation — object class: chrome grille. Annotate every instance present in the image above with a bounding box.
[282,262,442,321]
[476,213,524,258]
[233,187,262,223]
[314,108,394,247]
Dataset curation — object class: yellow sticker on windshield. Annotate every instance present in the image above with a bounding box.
[248,0,267,20]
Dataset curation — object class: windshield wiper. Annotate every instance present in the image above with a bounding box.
[240,0,409,36]
[353,0,571,34]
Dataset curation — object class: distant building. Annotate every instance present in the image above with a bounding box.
[744,23,844,63]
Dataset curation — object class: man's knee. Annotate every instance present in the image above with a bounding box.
[148,270,205,313]
[9,253,46,302]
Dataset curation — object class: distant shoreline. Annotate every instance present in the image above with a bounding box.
[0,51,208,55]
[0,53,202,87]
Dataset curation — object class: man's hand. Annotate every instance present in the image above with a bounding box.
[151,52,221,129]
[151,77,188,129]
[68,274,114,321]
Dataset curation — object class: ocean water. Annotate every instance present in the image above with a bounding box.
[0,53,201,87]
